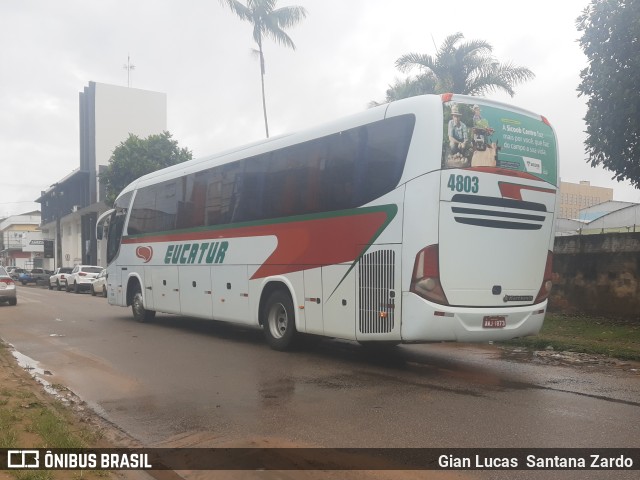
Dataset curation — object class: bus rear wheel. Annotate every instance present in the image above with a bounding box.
[132,289,156,323]
[262,290,297,351]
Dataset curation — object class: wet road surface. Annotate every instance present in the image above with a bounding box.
[1,285,638,479]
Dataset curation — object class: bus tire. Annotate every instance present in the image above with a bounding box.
[262,290,297,351]
[132,288,156,323]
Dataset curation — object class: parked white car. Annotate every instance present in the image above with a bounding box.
[90,269,108,297]
[66,265,103,293]
[49,267,74,291]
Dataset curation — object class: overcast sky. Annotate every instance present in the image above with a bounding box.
[1,0,638,218]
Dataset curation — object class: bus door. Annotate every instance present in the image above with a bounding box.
[97,207,128,307]
[113,265,126,306]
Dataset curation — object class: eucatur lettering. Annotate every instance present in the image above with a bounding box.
[163,241,228,265]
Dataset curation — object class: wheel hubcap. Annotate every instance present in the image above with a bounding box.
[133,295,144,317]
[268,303,288,339]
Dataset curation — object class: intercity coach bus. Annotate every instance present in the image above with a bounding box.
[96,93,558,350]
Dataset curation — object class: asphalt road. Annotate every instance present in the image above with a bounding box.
[1,285,639,480]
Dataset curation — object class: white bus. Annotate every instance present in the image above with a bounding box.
[96,93,558,350]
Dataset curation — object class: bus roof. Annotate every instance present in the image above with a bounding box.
[116,93,550,200]
[117,99,394,198]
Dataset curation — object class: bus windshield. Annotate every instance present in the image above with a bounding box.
[106,191,133,265]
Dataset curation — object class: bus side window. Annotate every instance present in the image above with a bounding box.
[320,130,358,211]
[360,116,414,204]
[233,155,267,222]
[128,187,156,234]
[205,172,223,226]
[155,180,182,232]
[205,161,242,226]
[263,148,303,219]
[176,174,199,229]
[303,140,326,214]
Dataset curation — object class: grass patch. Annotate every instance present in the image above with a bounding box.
[501,313,640,361]
[0,343,116,479]
[14,472,53,480]
[28,408,85,449]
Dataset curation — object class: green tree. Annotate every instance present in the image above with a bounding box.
[220,0,307,138]
[376,33,534,104]
[99,131,192,206]
[370,74,438,107]
[577,0,640,187]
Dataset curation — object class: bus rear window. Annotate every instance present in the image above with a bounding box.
[442,101,557,186]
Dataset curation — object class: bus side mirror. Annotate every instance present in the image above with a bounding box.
[96,209,115,241]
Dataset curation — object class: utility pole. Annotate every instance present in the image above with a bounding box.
[123,54,135,87]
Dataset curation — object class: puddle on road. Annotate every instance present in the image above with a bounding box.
[9,345,84,406]
[499,346,640,374]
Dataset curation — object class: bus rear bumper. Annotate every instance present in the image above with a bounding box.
[400,293,546,343]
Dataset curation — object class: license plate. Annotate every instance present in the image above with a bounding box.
[483,316,506,328]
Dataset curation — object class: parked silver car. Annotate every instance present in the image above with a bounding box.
[0,266,17,306]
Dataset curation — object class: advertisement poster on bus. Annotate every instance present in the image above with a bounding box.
[442,101,558,186]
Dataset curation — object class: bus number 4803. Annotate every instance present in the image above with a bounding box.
[447,174,479,193]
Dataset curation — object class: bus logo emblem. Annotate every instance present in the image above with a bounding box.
[503,295,533,303]
[136,246,153,263]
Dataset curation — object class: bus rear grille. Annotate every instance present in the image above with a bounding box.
[358,250,395,334]
[450,194,547,230]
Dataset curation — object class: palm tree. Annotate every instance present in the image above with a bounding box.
[370,74,438,107]
[220,0,307,138]
[380,33,534,103]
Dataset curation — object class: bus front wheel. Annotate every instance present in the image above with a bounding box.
[132,289,156,323]
[262,290,297,351]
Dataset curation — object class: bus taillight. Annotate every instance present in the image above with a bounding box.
[534,251,553,304]
[410,245,449,305]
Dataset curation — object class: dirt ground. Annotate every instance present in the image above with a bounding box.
[0,342,150,480]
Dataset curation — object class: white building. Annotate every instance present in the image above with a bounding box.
[37,82,167,269]
[0,212,44,268]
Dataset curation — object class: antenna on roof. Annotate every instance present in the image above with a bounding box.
[123,54,136,88]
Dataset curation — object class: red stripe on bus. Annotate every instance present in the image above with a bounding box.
[251,210,389,279]
[122,208,394,279]
[498,182,556,201]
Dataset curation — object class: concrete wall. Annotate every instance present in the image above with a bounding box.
[550,233,640,317]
